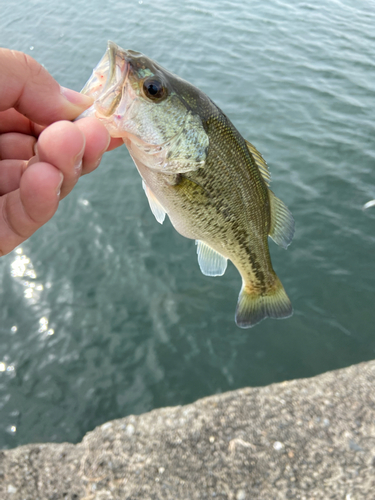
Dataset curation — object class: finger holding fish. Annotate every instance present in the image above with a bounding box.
[29,118,114,198]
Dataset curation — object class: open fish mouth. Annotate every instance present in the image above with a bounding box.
[80,41,129,118]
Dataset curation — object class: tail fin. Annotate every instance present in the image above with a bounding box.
[235,277,292,328]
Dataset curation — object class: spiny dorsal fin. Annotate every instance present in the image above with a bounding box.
[268,190,295,249]
[195,240,228,277]
[142,180,166,224]
[245,140,271,186]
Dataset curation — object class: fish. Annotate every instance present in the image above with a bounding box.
[363,200,375,210]
[79,41,295,328]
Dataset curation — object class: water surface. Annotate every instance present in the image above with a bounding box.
[0,0,374,448]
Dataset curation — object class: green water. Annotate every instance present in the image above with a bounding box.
[0,0,374,448]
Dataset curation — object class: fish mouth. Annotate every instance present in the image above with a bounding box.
[80,41,129,118]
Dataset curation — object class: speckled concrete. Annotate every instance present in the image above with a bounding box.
[1,361,375,499]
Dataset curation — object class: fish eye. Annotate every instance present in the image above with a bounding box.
[142,77,167,101]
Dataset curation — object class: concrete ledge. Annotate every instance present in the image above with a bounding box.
[1,361,375,499]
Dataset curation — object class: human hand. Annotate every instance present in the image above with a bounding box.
[0,48,123,256]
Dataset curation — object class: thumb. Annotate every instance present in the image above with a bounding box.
[0,48,93,125]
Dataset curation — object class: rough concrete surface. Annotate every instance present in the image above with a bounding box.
[1,361,375,500]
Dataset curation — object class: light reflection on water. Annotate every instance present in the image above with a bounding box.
[0,0,375,448]
[9,249,54,338]
[10,248,44,303]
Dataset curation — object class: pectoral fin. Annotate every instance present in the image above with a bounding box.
[196,240,228,276]
[268,190,295,249]
[142,180,166,224]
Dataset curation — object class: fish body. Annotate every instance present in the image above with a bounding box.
[80,42,295,328]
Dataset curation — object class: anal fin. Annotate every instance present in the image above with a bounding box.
[142,180,166,224]
[196,240,227,277]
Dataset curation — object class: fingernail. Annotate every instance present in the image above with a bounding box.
[95,131,111,167]
[74,150,83,174]
[60,86,93,109]
[92,132,110,169]
[74,158,83,174]
[73,140,86,175]
[94,155,103,169]
[27,155,38,169]
[104,131,111,152]
[56,172,64,197]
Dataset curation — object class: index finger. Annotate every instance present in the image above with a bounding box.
[0,48,93,125]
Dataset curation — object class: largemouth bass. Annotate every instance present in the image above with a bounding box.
[79,41,295,328]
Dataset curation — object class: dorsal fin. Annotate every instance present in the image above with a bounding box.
[245,140,271,186]
[268,190,295,249]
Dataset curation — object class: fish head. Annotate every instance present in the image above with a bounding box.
[80,41,209,172]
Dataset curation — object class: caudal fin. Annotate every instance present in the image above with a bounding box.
[235,277,292,328]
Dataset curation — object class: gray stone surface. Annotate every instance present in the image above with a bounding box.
[1,361,375,500]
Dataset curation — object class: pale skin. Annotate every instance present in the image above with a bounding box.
[0,48,123,256]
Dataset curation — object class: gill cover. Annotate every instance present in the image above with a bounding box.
[79,41,209,174]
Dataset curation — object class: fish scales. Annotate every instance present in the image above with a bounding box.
[79,42,295,328]
[185,119,271,286]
